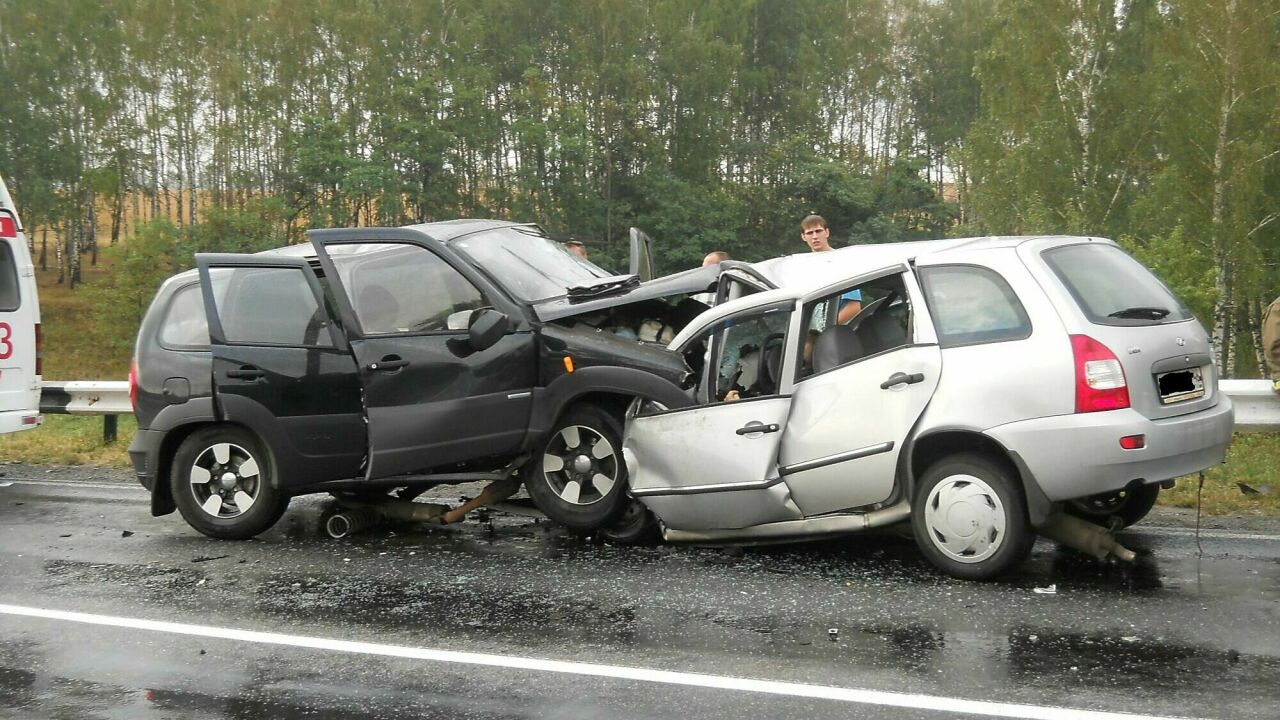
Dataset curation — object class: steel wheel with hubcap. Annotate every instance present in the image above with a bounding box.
[524,404,629,531]
[171,426,288,539]
[911,453,1033,580]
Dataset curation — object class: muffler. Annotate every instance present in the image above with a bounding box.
[1038,511,1136,562]
[325,473,524,539]
[325,507,384,539]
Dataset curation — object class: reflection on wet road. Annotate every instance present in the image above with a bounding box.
[0,477,1277,719]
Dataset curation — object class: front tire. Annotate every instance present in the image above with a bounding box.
[911,453,1034,581]
[170,426,289,540]
[524,404,629,532]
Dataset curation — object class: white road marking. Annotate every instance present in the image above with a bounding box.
[1130,526,1280,542]
[0,478,142,491]
[0,603,1205,720]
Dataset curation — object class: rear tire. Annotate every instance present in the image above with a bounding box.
[170,426,288,540]
[911,453,1034,581]
[524,404,629,532]
[1066,484,1160,529]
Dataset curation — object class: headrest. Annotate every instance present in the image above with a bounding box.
[760,340,784,394]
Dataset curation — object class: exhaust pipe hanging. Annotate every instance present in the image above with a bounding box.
[1038,511,1137,562]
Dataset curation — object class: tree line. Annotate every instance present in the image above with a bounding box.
[0,0,1276,375]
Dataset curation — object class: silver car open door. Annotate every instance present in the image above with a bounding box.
[623,299,804,531]
[778,266,941,515]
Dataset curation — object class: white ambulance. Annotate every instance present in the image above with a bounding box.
[0,173,42,433]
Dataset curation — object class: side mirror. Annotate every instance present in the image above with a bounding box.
[468,308,509,351]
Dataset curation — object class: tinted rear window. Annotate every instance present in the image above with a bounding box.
[1042,244,1192,325]
[0,242,19,311]
[158,283,209,349]
[208,266,333,346]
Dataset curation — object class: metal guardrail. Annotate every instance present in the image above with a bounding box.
[39,381,131,443]
[1218,379,1280,433]
[34,378,1280,445]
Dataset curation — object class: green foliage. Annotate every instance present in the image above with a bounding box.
[2,0,1278,378]
[84,220,184,357]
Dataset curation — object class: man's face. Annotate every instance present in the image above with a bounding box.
[802,224,831,252]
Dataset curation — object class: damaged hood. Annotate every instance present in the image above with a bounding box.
[533,264,722,322]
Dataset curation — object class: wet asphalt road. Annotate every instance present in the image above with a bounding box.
[0,469,1278,720]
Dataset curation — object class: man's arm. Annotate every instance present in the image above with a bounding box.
[837,300,862,324]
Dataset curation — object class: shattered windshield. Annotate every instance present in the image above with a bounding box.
[451,227,612,302]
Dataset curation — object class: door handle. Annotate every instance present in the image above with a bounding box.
[880,372,924,389]
[736,422,781,436]
[367,357,409,372]
[225,366,265,381]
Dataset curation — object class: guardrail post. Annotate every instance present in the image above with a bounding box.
[103,415,118,444]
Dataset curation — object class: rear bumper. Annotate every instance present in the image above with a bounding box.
[986,397,1234,501]
[0,410,41,434]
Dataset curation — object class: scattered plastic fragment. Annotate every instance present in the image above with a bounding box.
[1033,584,1057,594]
[121,530,134,538]
[828,628,839,641]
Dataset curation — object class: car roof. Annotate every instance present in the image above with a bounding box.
[263,220,538,261]
[751,235,1100,288]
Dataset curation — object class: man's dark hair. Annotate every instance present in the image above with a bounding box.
[801,214,827,230]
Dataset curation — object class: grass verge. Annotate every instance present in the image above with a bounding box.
[1162,432,1280,517]
[0,414,136,468]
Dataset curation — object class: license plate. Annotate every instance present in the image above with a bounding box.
[1157,366,1204,404]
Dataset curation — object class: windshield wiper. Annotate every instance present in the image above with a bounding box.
[1108,306,1170,320]
[567,274,641,302]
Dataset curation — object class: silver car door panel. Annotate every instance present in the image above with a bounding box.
[623,396,801,530]
[779,345,942,516]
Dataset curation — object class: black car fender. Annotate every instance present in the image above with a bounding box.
[131,398,219,516]
[527,366,694,442]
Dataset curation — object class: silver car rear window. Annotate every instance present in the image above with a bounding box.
[0,242,19,311]
[1042,244,1192,326]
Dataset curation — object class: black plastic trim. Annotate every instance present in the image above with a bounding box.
[528,366,693,440]
[631,474,786,498]
[1008,449,1055,528]
[779,441,895,476]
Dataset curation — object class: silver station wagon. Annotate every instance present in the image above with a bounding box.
[621,236,1234,580]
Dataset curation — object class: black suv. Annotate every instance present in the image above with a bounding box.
[129,220,721,540]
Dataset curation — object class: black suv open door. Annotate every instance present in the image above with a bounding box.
[307,229,538,480]
[195,254,367,488]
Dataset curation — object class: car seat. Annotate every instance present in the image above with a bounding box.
[812,324,863,373]
[857,309,906,356]
[758,333,785,394]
